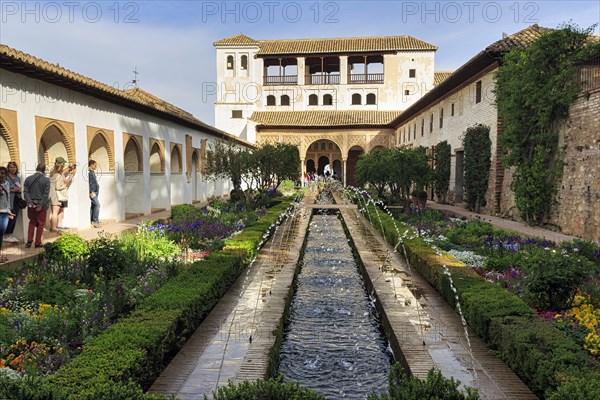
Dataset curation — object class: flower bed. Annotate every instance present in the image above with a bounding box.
[0,196,296,398]
[348,192,600,399]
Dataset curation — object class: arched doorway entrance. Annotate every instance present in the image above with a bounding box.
[305,139,343,179]
[0,123,17,166]
[170,145,183,206]
[123,135,145,217]
[317,156,329,176]
[346,145,364,187]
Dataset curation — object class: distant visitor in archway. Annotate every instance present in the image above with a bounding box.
[89,160,101,228]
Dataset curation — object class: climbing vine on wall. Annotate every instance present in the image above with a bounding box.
[462,124,491,213]
[433,141,451,203]
[494,23,600,225]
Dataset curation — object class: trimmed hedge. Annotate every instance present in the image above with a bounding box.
[0,197,296,399]
[360,203,599,399]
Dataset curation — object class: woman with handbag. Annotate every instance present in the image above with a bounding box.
[0,166,15,262]
[4,161,22,243]
[49,157,68,233]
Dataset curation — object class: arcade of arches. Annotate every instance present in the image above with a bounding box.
[256,129,394,187]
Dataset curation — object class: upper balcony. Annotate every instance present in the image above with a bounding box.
[262,54,385,86]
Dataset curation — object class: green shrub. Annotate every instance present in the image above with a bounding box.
[171,203,201,223]
[524,249,594,311]
[43,233,89,262]
[205,375,325,400]
[87,234,134,282]
[488,315,594,397]
[367,364,480,400]
[120,222,181,261]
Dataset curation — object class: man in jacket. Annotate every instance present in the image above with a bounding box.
[88,160,101,228]
[23,164,50,248]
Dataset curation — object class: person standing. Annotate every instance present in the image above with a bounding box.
[48,157,67,233]
[56,163,76,230]
[23,164,50,248]
[88,160,101,228]
[4,161,21,243]
[0,166,15,262]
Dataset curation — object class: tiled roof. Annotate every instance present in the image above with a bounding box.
[250,110,402,127]
[213,33,259,46]
[434,72,453,85]
[0,44,252,147]
[485,24,548,54]
[215,34,437,55]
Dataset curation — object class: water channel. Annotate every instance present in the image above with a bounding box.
[278,193,392,399]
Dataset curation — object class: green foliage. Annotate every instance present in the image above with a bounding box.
[546,369,600,400]
[488,315,596,397]
[205,375,325,400]
[43,233,89,262]
[87,234,134,282]
[433,141,451,204]
[367,364,480,400]
[171,204,201,223]
[495,23,600,224]
[355,147,432,201]
[120,222,181,261]
[445,220,496,249]
[462,124,491,213]
[524,249,594,311]
[352,199,596,399]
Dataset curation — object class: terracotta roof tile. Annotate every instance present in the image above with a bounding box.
[434,71,453,85]
[485,24,548,54]
[250,110,402,127]
[256,36,436,55]
[213,33,259,46]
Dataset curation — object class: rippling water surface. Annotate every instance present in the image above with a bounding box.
[278,212,391,399]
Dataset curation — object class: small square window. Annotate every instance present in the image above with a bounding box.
[231,110,243,119]
[409,69,416,78]
[404,89,410,96]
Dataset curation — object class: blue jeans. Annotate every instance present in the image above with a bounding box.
[90,194,100,223]
[0,213,9,248]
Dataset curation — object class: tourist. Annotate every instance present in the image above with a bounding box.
[88,160,101,228]
[0,166,15,262]
[56,163,76,230]
[23,163,50,248]
[48,157,68,232]
[324,163,331,178]
[4,161,21,243]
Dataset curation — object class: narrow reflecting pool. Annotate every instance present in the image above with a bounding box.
[278,210,391,399]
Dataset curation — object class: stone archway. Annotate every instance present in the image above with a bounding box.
[38,124,70,166]
[306,159,315,173]
[346,145,365,187]
[88,131,113,173]
[0,114,20,166]
[191,151,199,201]
[317,156,329,176]
[123,134,145,216]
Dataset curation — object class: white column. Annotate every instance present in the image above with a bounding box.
[298,57,305,86]
[343,158,347,186]
[340,56,348,85]
[301,158,306,186]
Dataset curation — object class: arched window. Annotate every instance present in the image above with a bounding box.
[323,94,333,106]
[281,95,290,106]
[240,55,248,70]
[366,93,376,105]
[266,95,276,106]
[308,94,318,105]
[226,55,234,70]
[351,93,362,105]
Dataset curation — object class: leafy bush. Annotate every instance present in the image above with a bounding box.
[87,234,134,282]
[368,364,480,400]
[120,222,181,261]
[43,233,88,262]
[524,249,594,311]
[206,375,325,400]
[170,203,201,223]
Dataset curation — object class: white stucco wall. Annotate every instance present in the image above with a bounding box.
[1,69,238,237]
[395,68,498,202]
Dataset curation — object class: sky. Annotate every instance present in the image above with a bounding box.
[1,0,599,125]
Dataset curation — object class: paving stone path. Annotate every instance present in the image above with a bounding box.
[150,193,538,399]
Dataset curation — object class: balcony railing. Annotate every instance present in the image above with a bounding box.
[307,74,340,85]
[349,73,384,84]
[264,75,298,86]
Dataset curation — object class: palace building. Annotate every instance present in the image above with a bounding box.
[214,28,600,240]
[213,33,451,186]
